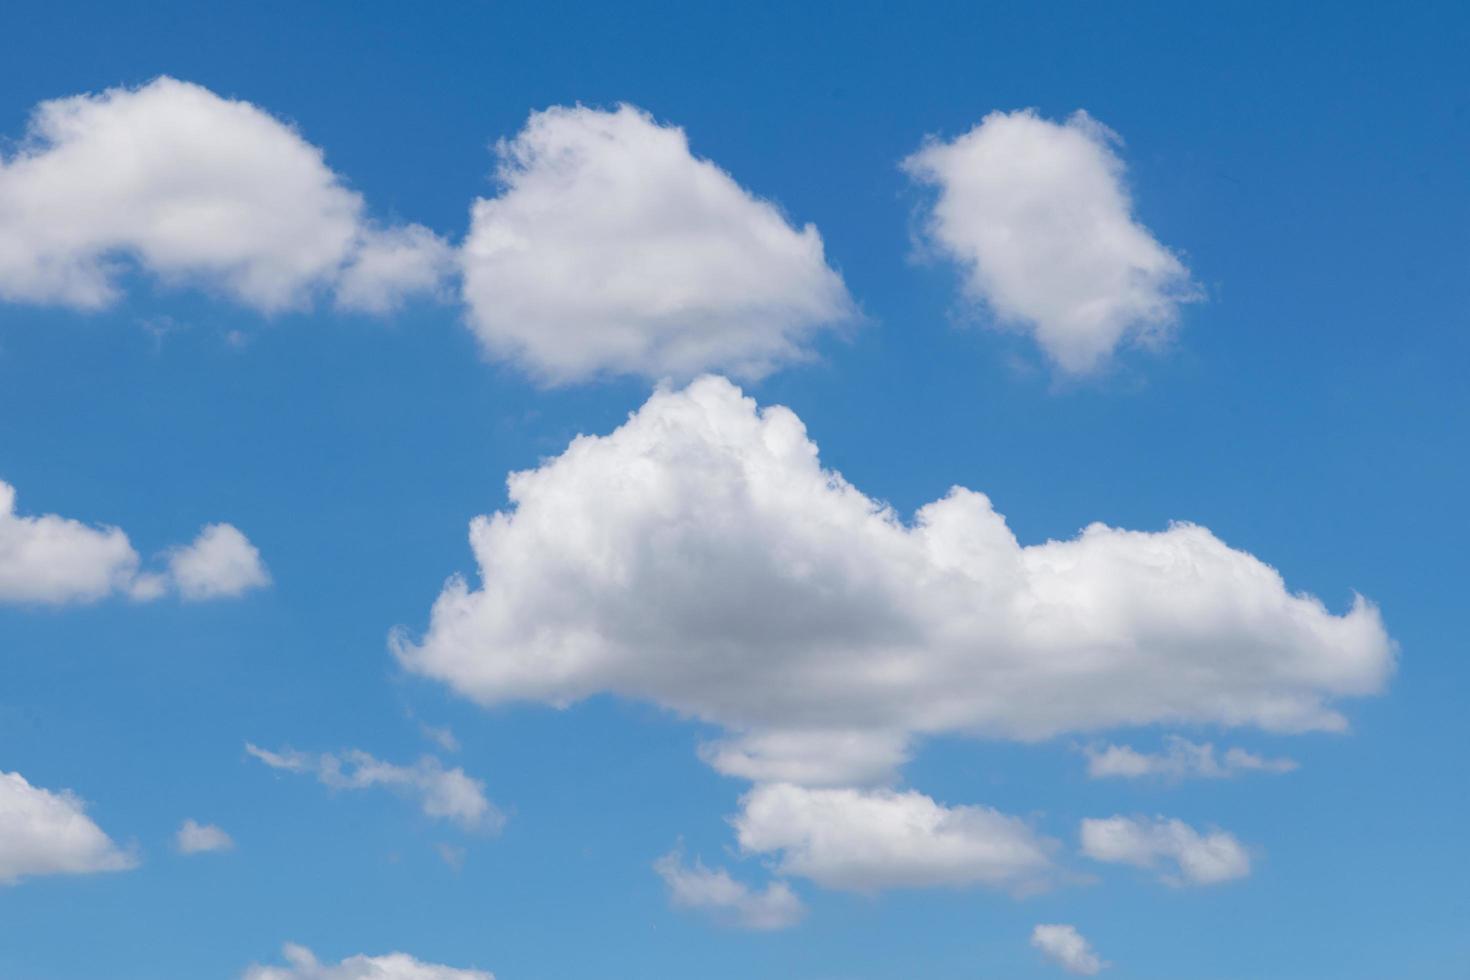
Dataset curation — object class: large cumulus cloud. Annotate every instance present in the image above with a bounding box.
[394,376,1393,787]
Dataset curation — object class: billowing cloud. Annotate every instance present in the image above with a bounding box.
[393,376,1394,790]
[654,849,806,930]
[731,784,1055,894]
[167,523,271,600]
[175,819,234,855]
[1084,736,1297,781]
[460,105,854,383]
[1080,815,1251,886]
[243,944,493,980]
[0,770,136,885]
[903,109,1199,374]
[0,478,267,605]
[1031,923,1107,975]
[0,77,449,313]
[246,744,501,832]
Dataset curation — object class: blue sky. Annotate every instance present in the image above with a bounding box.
[0,2,1466,978]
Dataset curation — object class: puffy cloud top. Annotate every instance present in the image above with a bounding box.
[904,109,1199,374]
[460,105,855,383]
[394,377,1393,785]
[244,944,493,980]
[0,77,449,313]
[0,770,136,885]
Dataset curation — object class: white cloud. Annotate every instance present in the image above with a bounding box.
[0,479,268,605]
[1084,736,1297,781]
[175,819,234,855]
[1080,815,1251,886]
[732,784,1055,894]
[698,729,911,788]
[393,376,1394,790]
[903,109,1199,374]
[167,523,271,600]
[336,226,454,314]
[460,104,854,383]
[246,744,501,832]
[1031,924,1107,975]
[654,849,806,930]
[0,77,449,313]
[0,479,139,604]
[0,769,136,884]
[243,944,493,980]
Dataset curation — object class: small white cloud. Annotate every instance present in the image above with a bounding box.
[335,225,454,314]
[175,819,233,855]
[1080,815,1251,886]
[0,479,139,604]
[698,729,910,788]
[654,849,805,930]
[0,77,450,314]
[460,104,854,383]
[732,783,1055,894]
[167,523,270,600]
[246,744,502,833]
[1031,923,1107,975]
[1084,736,1297,781]
[243,943,493,980]
[904,109,1199,374]
[0,478,269,605]
[0,770,136,885]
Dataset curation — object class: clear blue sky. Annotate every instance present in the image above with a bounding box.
[0,2,1466,978]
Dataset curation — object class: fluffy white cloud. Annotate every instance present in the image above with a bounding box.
[0,479,267,605]
[335,227,454,315]
[654,849,806,930]
[732,784,1055,894]
[1080,815,1251,886]
[393,376,1393,789]
[175,818,234,855]
[1084,736,1297,781]
[1031,924,1107,975]
[0,479,139,603]
[168,523,271,600]
[460,105,854,383]
[246,744,501,832]
[244,944,492,980]
[903,109,1199,374]
[0,770,136,885]
[0,77,449,313]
